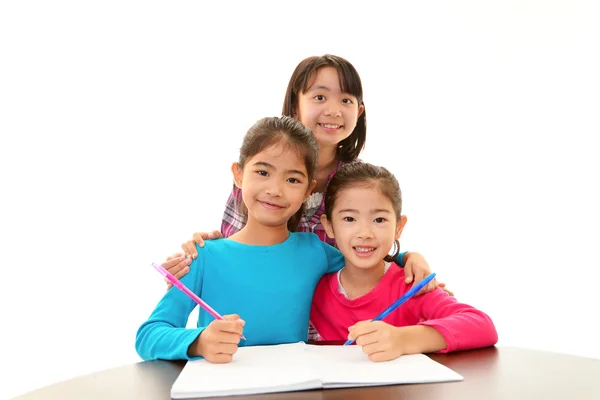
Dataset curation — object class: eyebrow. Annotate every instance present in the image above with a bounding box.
[252,161,307,178]
[307,85,331,92]
[337,208,392,214]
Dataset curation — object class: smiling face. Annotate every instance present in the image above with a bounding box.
[294,66,364,152]
[321,183,407,271]
[233,140,315,229]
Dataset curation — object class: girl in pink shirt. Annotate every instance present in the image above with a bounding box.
[310,162,498,362]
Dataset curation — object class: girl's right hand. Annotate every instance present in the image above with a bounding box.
[188,314,245,363]
[182,230,223,259]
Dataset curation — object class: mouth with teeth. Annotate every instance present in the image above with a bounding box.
[353,246,377,258]
[318,123,343,131]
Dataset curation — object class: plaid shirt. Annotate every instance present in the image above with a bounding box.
[221,161,345,247]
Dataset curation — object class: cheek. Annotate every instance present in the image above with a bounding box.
[297,102,319,123]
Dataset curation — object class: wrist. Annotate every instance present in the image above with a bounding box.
[392,326,409,355]
[187,333,203,358]
[396,251,409,267]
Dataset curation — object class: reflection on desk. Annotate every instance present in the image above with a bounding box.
[13,346,600,400]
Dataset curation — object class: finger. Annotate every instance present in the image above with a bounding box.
[166,252,184,261]
[216,343,240,355]
[361,340,384,356]
[416,278,438,296]
[368,350,391,362]
[210,230,223,239]
[440,283,454,297]
[222,314,244,323]
[162,255,186,269]
[216,319,246,335]
[165,258,191,278]
[209,353,233,364]
[217,331,243,344]
[193,232,210,242]
[404,265,414,284]
[182,240,199,257]
[173,266,191,280]
[349,323,379,343]
[347,320,372,339]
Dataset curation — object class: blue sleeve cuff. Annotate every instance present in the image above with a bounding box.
[396,251,408,267]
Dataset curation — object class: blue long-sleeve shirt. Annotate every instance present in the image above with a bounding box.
[135,232,345,361]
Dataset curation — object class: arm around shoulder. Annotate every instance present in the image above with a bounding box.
[318,239,345,274]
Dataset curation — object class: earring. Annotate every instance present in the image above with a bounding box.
[390,239,400,259]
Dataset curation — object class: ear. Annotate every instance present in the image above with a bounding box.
[320,214,335,239]
[304,179,317,202]
[357,104,365,119]
[395,215,408,240]
[291,105,299,120]
[231,162,243,189]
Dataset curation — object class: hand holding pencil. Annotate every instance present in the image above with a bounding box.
[188,315,246,364]
[151,262,246,364]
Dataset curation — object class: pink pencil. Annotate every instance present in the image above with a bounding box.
[151,262,246,340]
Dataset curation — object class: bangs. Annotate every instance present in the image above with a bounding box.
[301,58,363,101]
[253,134,317,178]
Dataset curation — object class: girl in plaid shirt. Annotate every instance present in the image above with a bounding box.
[164,55,450,298]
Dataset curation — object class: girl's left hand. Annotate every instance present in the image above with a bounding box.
[403,252,454,296]
[347,320,403,362]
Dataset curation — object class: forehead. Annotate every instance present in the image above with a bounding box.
[305,66,343,92]
[246,142,308,173]
[333,184,394,211]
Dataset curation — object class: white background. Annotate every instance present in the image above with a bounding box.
[1,1,599,399]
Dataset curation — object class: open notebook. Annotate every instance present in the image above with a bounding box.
[171,343,463,398]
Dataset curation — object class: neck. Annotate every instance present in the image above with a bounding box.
[313,144,338,193]
[230,215,290,246]
[339,260,386,300]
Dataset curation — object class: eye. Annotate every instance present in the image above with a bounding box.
[287,177,301,184]
[314,95,326,101]
[256,170,268,177]
[374,217,387,223]
[342,98,354,105]
[342,216,355,222]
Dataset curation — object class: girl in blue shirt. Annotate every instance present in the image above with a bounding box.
[136,116,349,363]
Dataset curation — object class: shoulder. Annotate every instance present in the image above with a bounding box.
[379,265,410,293]
[314,271,336,296]
[291,232,322,246]
[196,238,235,256]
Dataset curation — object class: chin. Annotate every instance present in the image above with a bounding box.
[256,218,290,228]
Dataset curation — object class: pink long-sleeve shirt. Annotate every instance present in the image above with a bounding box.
[310,266,498,352]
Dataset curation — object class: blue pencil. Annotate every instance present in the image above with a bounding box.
[344,272,437,346]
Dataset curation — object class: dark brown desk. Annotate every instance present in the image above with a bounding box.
[13,346,600,400]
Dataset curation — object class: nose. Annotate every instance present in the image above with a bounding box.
[323,102,342,118]
[357,221,374,240]
[265,180,283,197]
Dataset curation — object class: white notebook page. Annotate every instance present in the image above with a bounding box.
[171,343,320,398]
[306,345,464,387]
